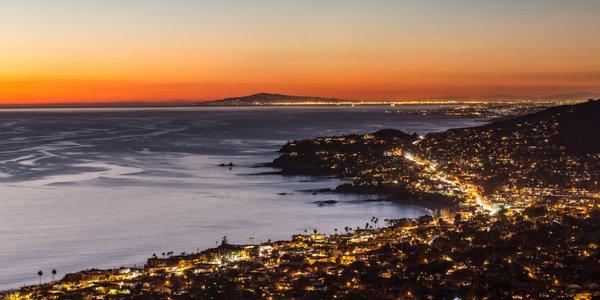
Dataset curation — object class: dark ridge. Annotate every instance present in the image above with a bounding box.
[372,129,417,139]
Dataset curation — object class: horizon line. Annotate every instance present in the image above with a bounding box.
[1,90,600,108]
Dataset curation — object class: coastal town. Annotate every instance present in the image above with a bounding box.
[3,101,599,299]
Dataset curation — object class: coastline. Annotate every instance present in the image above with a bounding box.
[0,222,397,295]
[2,107,463,291]
[0,137,439,294]
[5,101,599,298]
[1,220,403,298]
[250,162,454,211]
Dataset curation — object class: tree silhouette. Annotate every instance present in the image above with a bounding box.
[37,270,43,285]
[51,269,57,282]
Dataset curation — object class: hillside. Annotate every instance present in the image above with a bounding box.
[418,99,600,195]
[427,99,600,155]
[476,99,599,155]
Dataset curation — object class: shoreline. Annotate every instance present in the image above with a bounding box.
[246,167,452,211]
[0,124,455,292]
[0,224,394,295]
[0,164,434,293]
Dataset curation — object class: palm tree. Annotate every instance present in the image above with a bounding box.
[51,269,57,282]
[37,270,43,285]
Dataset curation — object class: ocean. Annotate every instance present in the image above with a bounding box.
[0,106,481,290]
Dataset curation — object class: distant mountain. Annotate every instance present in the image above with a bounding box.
[198,93,349,106]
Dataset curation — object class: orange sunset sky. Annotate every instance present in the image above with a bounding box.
[1,0,600,104]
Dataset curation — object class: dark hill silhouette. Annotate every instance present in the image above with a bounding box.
[198,93,347,106]
[372,129,417,140]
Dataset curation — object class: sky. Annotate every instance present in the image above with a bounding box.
[1,0,600,104]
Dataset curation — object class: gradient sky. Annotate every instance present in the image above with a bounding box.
[1,0,600,103]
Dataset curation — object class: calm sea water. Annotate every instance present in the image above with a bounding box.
[0,106,481,290]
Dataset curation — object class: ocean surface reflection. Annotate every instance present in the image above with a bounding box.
[0,106,481,289]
